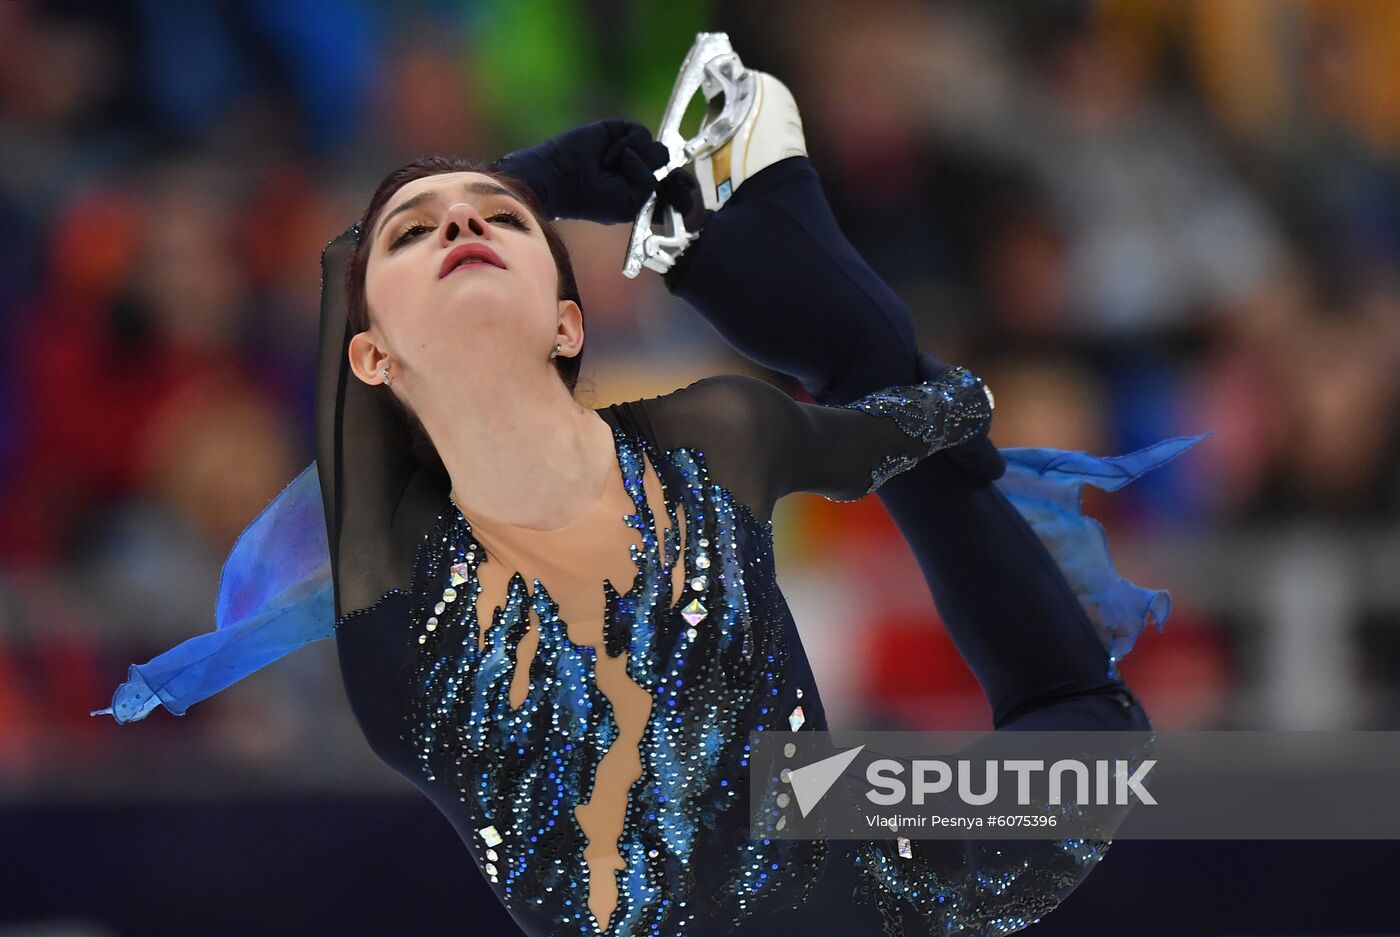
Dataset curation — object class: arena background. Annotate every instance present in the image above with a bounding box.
[2,1,1399,934]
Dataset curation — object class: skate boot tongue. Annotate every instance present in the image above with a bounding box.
[691,69,807,212]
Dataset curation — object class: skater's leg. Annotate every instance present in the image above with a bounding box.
[662,156,922,404]
[877,446,1150,731]
[662,155,1146,731]
[663,156,1006,483]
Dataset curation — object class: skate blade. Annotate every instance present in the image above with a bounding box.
[623,191,697,277]
[623,31,755,278]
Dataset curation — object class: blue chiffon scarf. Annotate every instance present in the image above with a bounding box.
[91,434,1207,724]
[90,462,335,723]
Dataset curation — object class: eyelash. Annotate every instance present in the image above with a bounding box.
[390,208,530,248]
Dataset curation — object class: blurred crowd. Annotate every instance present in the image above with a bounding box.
[2,0,1398,796]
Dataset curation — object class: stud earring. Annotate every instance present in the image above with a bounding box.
[381,365,391,386]
[549,343,562,359]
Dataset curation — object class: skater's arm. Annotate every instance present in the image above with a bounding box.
[490,119,697,225]
[751,369,995,504]
[315,223,430,618]
[644,369,993,518]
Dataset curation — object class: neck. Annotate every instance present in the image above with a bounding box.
[415,362,611,531]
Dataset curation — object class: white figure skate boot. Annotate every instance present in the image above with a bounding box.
[623,32,808,278]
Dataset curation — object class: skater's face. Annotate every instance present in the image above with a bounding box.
[350,171,582,399]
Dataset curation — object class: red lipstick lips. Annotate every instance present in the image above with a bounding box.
[439,243,506,278]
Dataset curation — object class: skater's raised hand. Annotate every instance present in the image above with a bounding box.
[491,118,699,225]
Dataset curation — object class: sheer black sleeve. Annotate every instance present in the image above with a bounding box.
[639,367,994,521]
[316,224,451,620]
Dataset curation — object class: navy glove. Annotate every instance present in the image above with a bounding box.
[492,118,701,226]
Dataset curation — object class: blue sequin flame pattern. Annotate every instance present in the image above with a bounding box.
[401,430,828,935]
[394,407,1120,937]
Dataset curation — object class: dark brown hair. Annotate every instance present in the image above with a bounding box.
[345,155,585,463]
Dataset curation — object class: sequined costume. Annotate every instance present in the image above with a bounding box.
[320,154,1205,937]
[331,362,999,934]
[94,153,1206,937]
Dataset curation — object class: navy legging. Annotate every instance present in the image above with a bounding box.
[661,156,1148,734]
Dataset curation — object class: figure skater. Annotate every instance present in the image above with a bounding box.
[94,34,1204,937]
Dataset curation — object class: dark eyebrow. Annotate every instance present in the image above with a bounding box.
[375,180,522,244]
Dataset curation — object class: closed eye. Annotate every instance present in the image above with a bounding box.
[390,208,531,249]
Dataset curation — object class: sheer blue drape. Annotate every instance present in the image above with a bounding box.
[992,433,1209,671]
[90,462,334,723]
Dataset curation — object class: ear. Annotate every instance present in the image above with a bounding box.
[347,330,390,386]
[554,299,584,356]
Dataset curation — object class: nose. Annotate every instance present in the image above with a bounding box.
[439,202,490,244]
